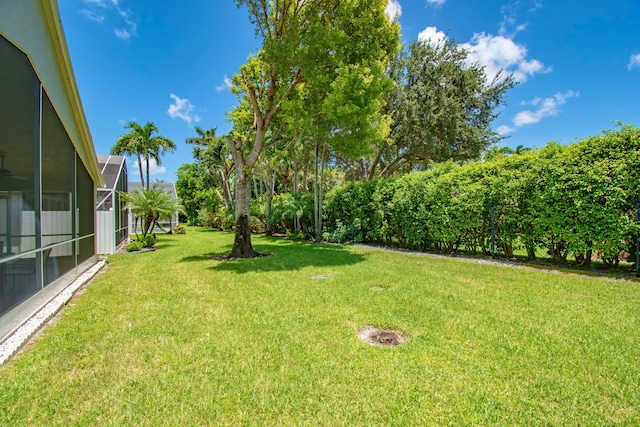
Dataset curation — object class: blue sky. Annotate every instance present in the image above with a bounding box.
[57,0,640,183]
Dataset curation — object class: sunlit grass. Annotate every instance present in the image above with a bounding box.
[1,227,639,425]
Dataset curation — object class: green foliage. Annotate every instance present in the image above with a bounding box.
[199,207,235,231]
[174,224,187,234]
[112,121,176,190]
[367,38,515,178]
[286,230,307,240]
[270,192,314,234]
[125,241,143,252]
[322,125,640,265]
[322,218,362,243]
[323,180,378,240]
[122,188,183,238]
[141,235,156,248]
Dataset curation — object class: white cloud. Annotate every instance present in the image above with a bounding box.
[628,53,640,70]
[80,9,105,22]
[460,32,551,82]
[512,90,578,127]
[385,0,402,20]
[114,28,132,40]
[418,26,448,46]
[131,158,166,176]
[83,0,109,6]
[215,75,233,92]
[426,0,446,6]
[167,94,201,125]
[499,1,541,37]
[81,0,137,39]
[497,125,514,135]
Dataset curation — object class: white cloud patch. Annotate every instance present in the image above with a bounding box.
[215,75,233,92]
[167,94,201,125]
[497,125,515,135]
[385,0,402,20]
[512,90,578,127]
[460,32,551,82]
[426,0,446,6]
[80,0,137,40]
[499,0,542,37]
[80,9,105,22]
[628,53,640,70]
[131,158,166,176]
[418,26,448,46]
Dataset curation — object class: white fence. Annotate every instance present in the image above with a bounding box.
[96,211,115,254]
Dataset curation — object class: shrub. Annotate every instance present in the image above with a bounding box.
[286,231,307,240]
[126,241,143,252]
[174,224,187,234]
[250,216,266,234]
[141,234,156,248]
[322,219,362,243]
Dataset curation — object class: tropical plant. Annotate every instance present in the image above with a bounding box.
[185,127,234,210]
[122,188,184,239]
[112,121,176,190]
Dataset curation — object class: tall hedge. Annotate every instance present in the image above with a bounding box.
[322,125,640,265]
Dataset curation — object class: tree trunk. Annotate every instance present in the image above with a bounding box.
[318,144,326,242]
[137,154,145,189]
[230,174,259,258]
[145,152,151,190]
[314,142,320,241]
[526,244,536,261]
[303,155,309,192]
[265,171,275,236]
[222,171,233,211]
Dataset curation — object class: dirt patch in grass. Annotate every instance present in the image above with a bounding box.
[358,326,408,347]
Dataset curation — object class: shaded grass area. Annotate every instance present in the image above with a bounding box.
[1,227,639,425]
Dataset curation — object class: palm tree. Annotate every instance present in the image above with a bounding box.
[122,188,184,239]
[112,121,176,190]
[484,145,514,161]
[186,127,234,210]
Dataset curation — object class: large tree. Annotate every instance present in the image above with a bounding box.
[226,0,400,257]
[112,121,176,190]
[352,38,515,179]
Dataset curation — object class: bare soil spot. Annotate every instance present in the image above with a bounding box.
[358,326,408,347]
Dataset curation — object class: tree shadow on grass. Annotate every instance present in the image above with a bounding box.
[180,239,368,274]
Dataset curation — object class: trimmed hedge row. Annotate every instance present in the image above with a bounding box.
[323,125,640,266]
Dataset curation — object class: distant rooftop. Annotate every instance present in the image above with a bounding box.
[128,181,177,199]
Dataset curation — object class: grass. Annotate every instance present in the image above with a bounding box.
[1,227,639,425]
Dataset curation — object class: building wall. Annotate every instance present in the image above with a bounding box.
[0,1,102,340]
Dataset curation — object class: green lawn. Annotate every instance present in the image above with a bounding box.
[1,227,639,425]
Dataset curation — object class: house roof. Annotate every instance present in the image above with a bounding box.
[128,182,177,199]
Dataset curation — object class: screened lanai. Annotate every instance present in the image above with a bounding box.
[0,1,103,339]
[96,155,128,254]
